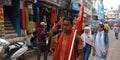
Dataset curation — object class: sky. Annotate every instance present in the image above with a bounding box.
[103,0,120,10]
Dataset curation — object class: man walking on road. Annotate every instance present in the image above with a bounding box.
[53,17,83,60]
[113,24,120,40]
[93,24,109,60]
[34,22,47,60]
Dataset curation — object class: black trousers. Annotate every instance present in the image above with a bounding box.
[115,33,119,39]
[36,42,47,60]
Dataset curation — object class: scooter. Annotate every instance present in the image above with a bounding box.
[0,38,28,60]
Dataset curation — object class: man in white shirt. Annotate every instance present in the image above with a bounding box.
[93,24,107,60]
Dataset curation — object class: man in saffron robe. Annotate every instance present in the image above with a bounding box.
[53,17,83,60]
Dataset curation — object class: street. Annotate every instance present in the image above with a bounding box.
[89,30,120,60]
[0,0,120,60]
[24,30,120,60]
[106,30,120,60]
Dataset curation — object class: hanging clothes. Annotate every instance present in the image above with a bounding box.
[20,9,22,29]
[32,2,39,22]
[20,0,27,30]
[26,9,29,30]
[28,21,35,33]
[20,0,23,29]
[21,7,26,30]
[28,4,33,15]
[50,9,57,23]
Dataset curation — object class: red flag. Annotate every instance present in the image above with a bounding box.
[76,0,85,35]
[68,0,85,60]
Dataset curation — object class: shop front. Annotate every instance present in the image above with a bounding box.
[24,0,68,33]
[0,0,69,37]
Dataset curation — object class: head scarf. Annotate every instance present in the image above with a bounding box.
[84,26,91,35]
[81,26,94,47]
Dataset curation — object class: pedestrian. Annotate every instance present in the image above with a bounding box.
[81,26,94,60]
[104,22,109,33]
[93,24,108,60]
[53,17,83,60]
[34,22,47,60]
[49,33,58,55]
[113,24,120,40]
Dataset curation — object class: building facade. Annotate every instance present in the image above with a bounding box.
[117,5,120,21]
[83,0,93,23]
[107,8,117,21]
[92,0,104,20]
[70,0,80,17]
[70,0,93,23]
[0,0,67,38]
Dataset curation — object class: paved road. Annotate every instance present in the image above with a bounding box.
[25,30,120,60]
[106,30,120,60]
[89,30,120,60]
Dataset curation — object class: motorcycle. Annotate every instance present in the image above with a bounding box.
[0,38,28,60]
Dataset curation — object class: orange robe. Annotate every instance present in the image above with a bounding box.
[53,31,83,60]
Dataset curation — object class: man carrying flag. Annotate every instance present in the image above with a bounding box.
[53,17,83,60]
[53,0,85,59]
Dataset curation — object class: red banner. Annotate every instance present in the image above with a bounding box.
[76,0,85,35]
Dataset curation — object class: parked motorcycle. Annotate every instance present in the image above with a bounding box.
[0,38,28,60]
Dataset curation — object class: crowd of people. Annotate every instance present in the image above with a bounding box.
[31,17,113,60]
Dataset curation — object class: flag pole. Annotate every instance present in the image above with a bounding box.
[68,0,84,59]
[68,29,77,60]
